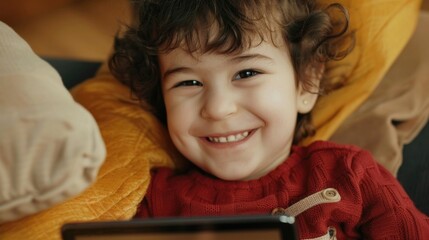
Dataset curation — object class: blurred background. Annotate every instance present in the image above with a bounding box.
[0,0,429,61]
[0,0,131,61]
[0,0,427,62]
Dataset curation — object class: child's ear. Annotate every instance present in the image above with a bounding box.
[296,64,324,114]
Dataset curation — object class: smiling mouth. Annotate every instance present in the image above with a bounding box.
[206,130,251,143]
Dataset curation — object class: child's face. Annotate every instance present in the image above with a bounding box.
[159,40,310,181]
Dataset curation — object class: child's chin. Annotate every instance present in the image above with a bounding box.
[211,170,259,181]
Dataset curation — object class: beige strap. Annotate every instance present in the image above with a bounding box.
[272,188,341,217]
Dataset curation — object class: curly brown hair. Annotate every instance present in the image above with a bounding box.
[109,0,353,144]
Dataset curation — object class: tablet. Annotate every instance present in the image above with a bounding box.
[61,215,298,240]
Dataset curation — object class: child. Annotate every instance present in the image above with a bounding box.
[109,0,429,239]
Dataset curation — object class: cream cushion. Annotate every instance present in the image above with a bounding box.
[0,21,106,223]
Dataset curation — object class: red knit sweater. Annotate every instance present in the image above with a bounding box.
[135,141,429,239]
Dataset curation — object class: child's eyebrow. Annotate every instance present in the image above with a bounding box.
[229,53,274,64]
[162,54,273,79]
[162,67,192,79]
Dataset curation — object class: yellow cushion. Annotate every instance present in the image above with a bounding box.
[0,0,422,239]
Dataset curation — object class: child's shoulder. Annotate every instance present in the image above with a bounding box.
[301,140,363,153]
[294,140,380,174]
[297,140,370,157]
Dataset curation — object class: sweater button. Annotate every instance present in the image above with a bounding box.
[322,188,340,201]
[271,207,288,216]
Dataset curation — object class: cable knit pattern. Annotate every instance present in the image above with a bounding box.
[136,141,429,239]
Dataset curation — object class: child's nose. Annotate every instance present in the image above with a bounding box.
[200,87,238,120]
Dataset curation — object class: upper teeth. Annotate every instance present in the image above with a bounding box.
[208,131,249,143]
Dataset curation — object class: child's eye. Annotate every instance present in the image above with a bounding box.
[234,69,260,80]
[173,80,203,88]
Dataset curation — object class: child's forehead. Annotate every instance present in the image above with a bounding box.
[158,37,290,70]
[159,21,285,57]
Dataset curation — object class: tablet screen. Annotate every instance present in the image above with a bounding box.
[62,215,297,240]
[75,229,281,240]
